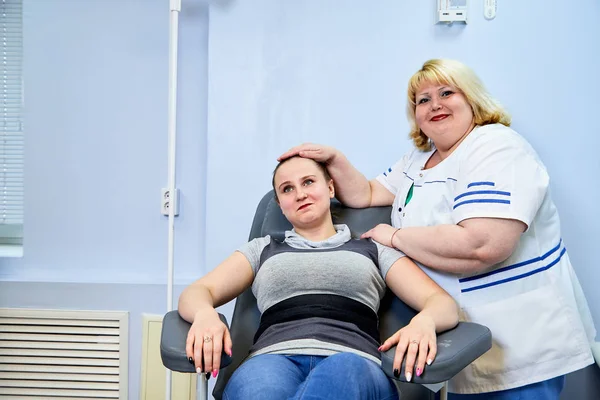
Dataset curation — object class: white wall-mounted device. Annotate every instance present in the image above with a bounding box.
[437,0,468,24]
[484,0,497,20]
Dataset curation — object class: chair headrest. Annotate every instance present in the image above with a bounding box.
[259,192,392,241]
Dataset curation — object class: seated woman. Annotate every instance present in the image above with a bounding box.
[178,156,459,400]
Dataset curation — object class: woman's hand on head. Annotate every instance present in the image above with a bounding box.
[361,224,398,248]
[278,143,339,164]
[185,307,232,378]
[379,314,437,382]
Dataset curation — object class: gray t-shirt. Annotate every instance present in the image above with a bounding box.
[237,224,406,364]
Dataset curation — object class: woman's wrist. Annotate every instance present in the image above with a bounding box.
[193,306,216,322]
[410,313,436,331]
[326,149,343,166]
[390,228,401,249]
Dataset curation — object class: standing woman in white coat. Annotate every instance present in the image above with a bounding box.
[279,59,597,400]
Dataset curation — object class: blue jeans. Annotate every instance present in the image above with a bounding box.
[446,375,565,400]
[223,353,399,400]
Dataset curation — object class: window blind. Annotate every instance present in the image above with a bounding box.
[0,0,23,249]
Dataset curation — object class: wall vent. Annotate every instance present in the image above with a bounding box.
[0,308,128,399]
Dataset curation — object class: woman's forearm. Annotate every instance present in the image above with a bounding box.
[414,292,459,333]
[178,252,255,323]
[178,283,216,324]
[392,224,493,274]
[392,218,524,275]
[327,153,373,208]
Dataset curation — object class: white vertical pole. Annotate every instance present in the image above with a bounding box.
[198,374,208,400]
[166,1,181,400]
[440,381,448,400]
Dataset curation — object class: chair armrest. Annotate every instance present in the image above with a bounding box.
[160,310,233,373]
[380,322,492,384]
[160,310,491,383]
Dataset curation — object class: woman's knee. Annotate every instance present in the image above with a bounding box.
[297,353,397,399]
[322,352,376,374]
[223,355,304,400]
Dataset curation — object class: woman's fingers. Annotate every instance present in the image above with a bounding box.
[186,316,231,375]
[187,330,229,376]
[360,224,395,246]
[202,334,214,373]
[392,336,408,380]
[185,330,195,363]
[193,332,203,372]
[360,230,371,239]
[427,339,437,366]
[278,143,336,163]
[277,147,302,161]
[212,333,226,377]
[378,330,399,352]
[223,328,233,357]
[389,332,434,381]
[278,143,316,161]
[403,340,420,381]
[415,339,429,378]
[199,330,230,376]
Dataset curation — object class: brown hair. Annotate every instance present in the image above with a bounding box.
[271,156,332,203]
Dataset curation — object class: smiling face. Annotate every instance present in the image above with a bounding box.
[273,157,335,230]
[414,82,475,152]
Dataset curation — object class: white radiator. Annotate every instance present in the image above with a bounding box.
[0,308,128,399]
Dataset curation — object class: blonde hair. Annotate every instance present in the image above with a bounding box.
[406,59,512,151]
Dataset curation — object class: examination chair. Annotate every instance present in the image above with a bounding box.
[160,191,492,400]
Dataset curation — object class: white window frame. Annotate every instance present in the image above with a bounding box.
[0,0,23,257]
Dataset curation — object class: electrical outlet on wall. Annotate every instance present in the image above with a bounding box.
[161,188,180,216]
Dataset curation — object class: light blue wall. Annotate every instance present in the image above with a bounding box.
[0,0,210,398]
[1,0,599,399]
[205,0,600,329]
[0,0,208,284]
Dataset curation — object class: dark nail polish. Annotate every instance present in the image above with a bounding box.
[205,372,211,380]
[393,368,400,378]
[188,357,194,364]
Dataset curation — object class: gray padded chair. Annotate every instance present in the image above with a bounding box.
[161,191,492,400]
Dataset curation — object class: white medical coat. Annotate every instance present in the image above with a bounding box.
[376,123,596,393]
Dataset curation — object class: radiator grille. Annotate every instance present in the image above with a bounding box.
[0,308,128,399]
